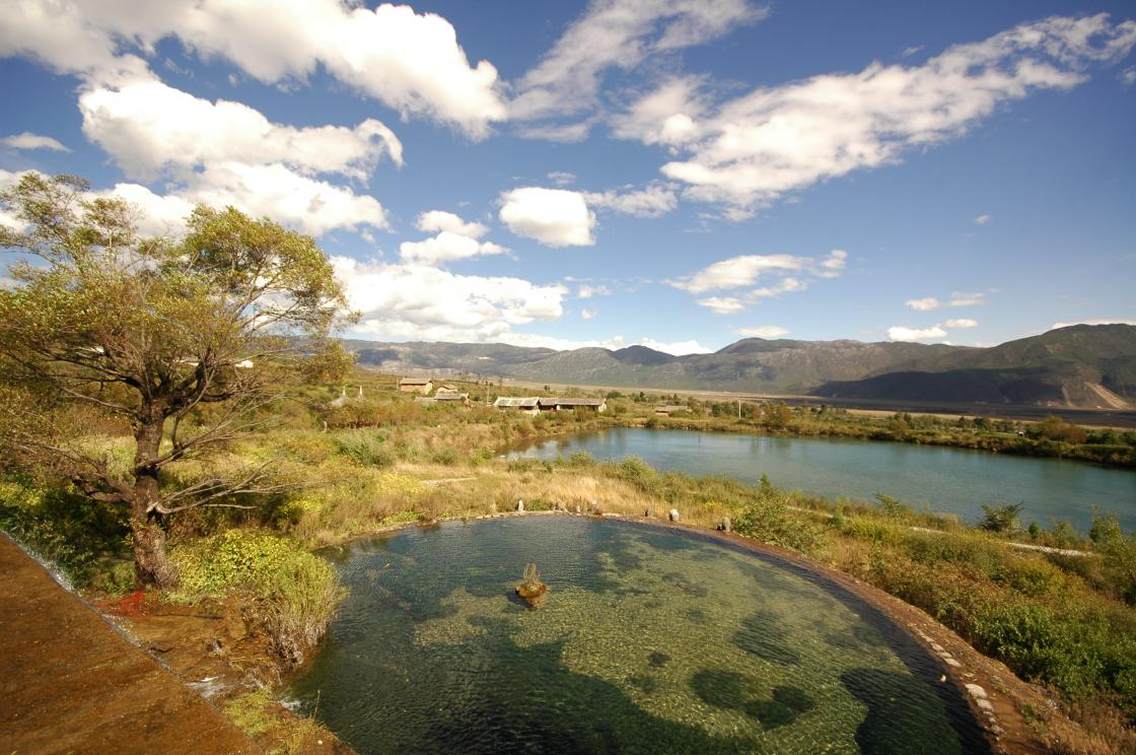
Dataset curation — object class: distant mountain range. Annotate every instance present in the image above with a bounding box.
[342,324,1136,410]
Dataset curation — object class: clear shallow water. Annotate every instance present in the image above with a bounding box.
[292,518,985,754]
[511,428,1136,532]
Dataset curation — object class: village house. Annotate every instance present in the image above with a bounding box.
[492,396,541,415]
[398,377,433,394]
[537,397,607,413]
[433,388,470,404]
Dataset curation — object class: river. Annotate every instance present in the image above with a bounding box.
[510,428,1136,532]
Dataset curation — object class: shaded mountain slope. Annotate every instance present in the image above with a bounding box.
[344,325,1136,409]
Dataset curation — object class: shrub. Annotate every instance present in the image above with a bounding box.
[874,493,912,520]
[734,496,822,554]
[333,430,394,467]
[169,530,345,666]
[979,503,1024,534]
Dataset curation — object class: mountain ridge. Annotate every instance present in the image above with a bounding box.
[342,324,1136,410]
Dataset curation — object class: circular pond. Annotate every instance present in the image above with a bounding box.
[291,517,987,754]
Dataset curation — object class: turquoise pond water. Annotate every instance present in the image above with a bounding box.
[291,518,987,754]
[510,428,1136,532]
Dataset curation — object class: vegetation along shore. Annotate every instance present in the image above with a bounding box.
[1,175,1134,753]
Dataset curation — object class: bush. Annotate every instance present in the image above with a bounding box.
[979,503,1024,534]
[333,429,394,467]
[169,530,345,666]
[734,496,822,554]
[0,477,130,587]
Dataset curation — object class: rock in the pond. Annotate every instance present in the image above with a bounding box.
[717,517,731,532]
[516,499,524,513]
[515,562,548,608]
[669,508,680,522]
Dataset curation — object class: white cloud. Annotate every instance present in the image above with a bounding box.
[415,210,488,239]
[499,187,595,247]
[580,308,596,320]
[582,183,678,217]
[1052,319,1136,329]
[398,230,505,265]
[673,254,804,294]
[547,171,577,186]
[888,325,949,342]
[672,249,847,294]
[98,183,196,237]
[696,296,745,314]
[1,131,69,152]
[0,0,507,137]
[1121,66,1136,85]
[736,325,789,338]
[974,213,991,225]
[905,297,941,311]
[334,256,567,342]
[944,318,978,328]
[622,14,1136,212]
[78,74,402,180]
[179,162,387,236]
[6,166,381,239]
[511,0,764,128]
[948,291,985,307]
[638,337,712,355]
[907,291,986,310]
[577,284,611,299]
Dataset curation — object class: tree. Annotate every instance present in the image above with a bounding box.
[979,503,1024,534]
[0,174,350,586]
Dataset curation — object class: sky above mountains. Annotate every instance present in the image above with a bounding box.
[1,0,1134,354]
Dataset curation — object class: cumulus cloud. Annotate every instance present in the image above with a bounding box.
[673,254,804,294]
[333,256,567,342]
[974,213,991,225]
[638,337,712,355]
[511,0,765,130]
[944,318,978,328]
[0,0,506,137]
[907,291,986,310]
[675,249,846,314]
[78,74,402,180]
[905,297,941,311]
[399,231,505,265]
[696,296,745,314]
[499,187,596,247]
[577,284,611,299]
[547,171,577,186]
[1,131,69,152]
[736,325,789,338]
[620,14,1136,212]
[580,308,596,320]
[415,210,488,239]
[582,182,678,217]
[887,325,949,342]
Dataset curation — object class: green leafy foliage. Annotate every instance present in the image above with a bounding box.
[169,529,344,665]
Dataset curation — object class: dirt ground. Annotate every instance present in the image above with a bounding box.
[0,534,260,755]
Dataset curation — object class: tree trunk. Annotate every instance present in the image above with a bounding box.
[130,406,177,587]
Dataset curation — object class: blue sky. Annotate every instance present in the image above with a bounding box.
[1,1,1134,354]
